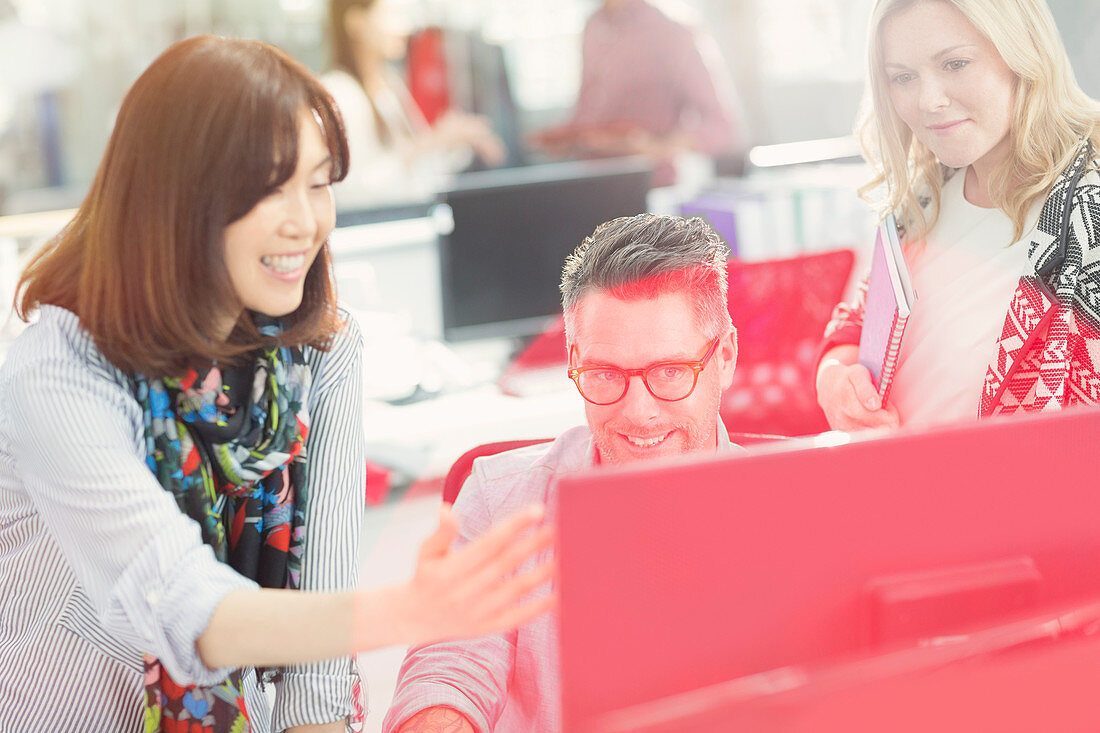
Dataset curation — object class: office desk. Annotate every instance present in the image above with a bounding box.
[363,377,585,481]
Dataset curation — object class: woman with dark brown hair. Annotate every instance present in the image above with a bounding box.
[322,0,504,207]
[0,36,552,732]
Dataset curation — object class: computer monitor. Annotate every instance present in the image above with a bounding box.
[442,29,527,170]
[583,598,1100,733]
[437,157,651,341]
[334,199,435,228]
[557,407,1100,732]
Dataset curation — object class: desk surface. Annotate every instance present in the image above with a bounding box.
[364,380,585,480]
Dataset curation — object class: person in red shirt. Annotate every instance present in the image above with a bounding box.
[532,0,741,184]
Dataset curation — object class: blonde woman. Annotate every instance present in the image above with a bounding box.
[816,0,1100,431]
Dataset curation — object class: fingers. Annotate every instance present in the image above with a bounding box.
[842,368,900,429]
[446,504,546,576]
[468,113,493,130]
[417,505,460,562]
[486,556,556,611]
[480,592,557,637]
[828,391,873,430]
[847,367,883,412]
[485,142,507,166]
[407,522,556,645]
[468,561,558,636]
[819,360,873,430]
[473,136,507,166]
[826,364,899,430]
[879,401,901,428]
[836,398,901,431]
[461,524,555,601]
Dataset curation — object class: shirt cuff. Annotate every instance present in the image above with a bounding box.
[271,665,360,730]
[103,539,258,687]
[383,683,488,733]
[816,324,863,369]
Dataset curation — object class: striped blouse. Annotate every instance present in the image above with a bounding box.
[0,305,365,731]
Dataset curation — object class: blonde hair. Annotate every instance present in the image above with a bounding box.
[857,0,1100,241]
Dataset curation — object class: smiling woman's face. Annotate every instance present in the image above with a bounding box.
[220,109,334,338]
[881,0,1016,178]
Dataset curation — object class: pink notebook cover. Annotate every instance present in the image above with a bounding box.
[858,215,913,406]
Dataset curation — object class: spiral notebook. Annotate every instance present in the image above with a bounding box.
[858,214,916,406]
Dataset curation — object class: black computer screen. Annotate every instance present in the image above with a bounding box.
[438,157,652,341]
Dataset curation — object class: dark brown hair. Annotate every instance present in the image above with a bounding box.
[329,0,379,78]
[17,35,350,377]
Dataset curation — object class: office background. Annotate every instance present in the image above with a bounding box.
[1,0,1095,216]
[2,3,1100,729]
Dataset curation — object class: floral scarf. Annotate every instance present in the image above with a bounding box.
[134,328,311,733]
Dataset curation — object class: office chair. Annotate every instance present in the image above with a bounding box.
[442,438,553,505]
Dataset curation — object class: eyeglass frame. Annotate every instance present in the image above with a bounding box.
[567,337,723,406]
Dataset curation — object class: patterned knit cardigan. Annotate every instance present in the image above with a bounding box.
[820,140,1100,418]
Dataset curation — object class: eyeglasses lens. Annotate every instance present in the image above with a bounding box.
[577,365,696,404]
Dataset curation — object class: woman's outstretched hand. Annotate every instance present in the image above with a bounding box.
[358,504,556,650]
[199,504,556,670]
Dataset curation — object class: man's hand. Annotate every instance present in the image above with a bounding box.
[398,705,477,733]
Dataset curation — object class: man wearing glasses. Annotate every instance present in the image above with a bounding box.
[384,213,741,733]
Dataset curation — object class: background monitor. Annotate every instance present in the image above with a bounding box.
[437,156,651,342]
[556,407,1100,732]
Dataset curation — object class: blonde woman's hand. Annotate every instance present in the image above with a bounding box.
[816,358,900,431]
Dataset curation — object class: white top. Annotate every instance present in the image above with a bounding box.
[321,68,469,209]
[0,305,365,730]
[890,171,1039,428]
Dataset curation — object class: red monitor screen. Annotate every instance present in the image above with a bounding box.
[557,407,1100,732]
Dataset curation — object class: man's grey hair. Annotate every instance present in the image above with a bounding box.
[560,213,732,344]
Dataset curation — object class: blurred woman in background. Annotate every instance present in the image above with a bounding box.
[0,35,551,732]
[323,0,505,207]
[816,0,1100,430]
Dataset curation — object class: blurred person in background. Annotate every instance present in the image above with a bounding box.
[323,0,506,208]
[531,0,742,185]
[0,35,553,732]
[815,0,1100,431]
